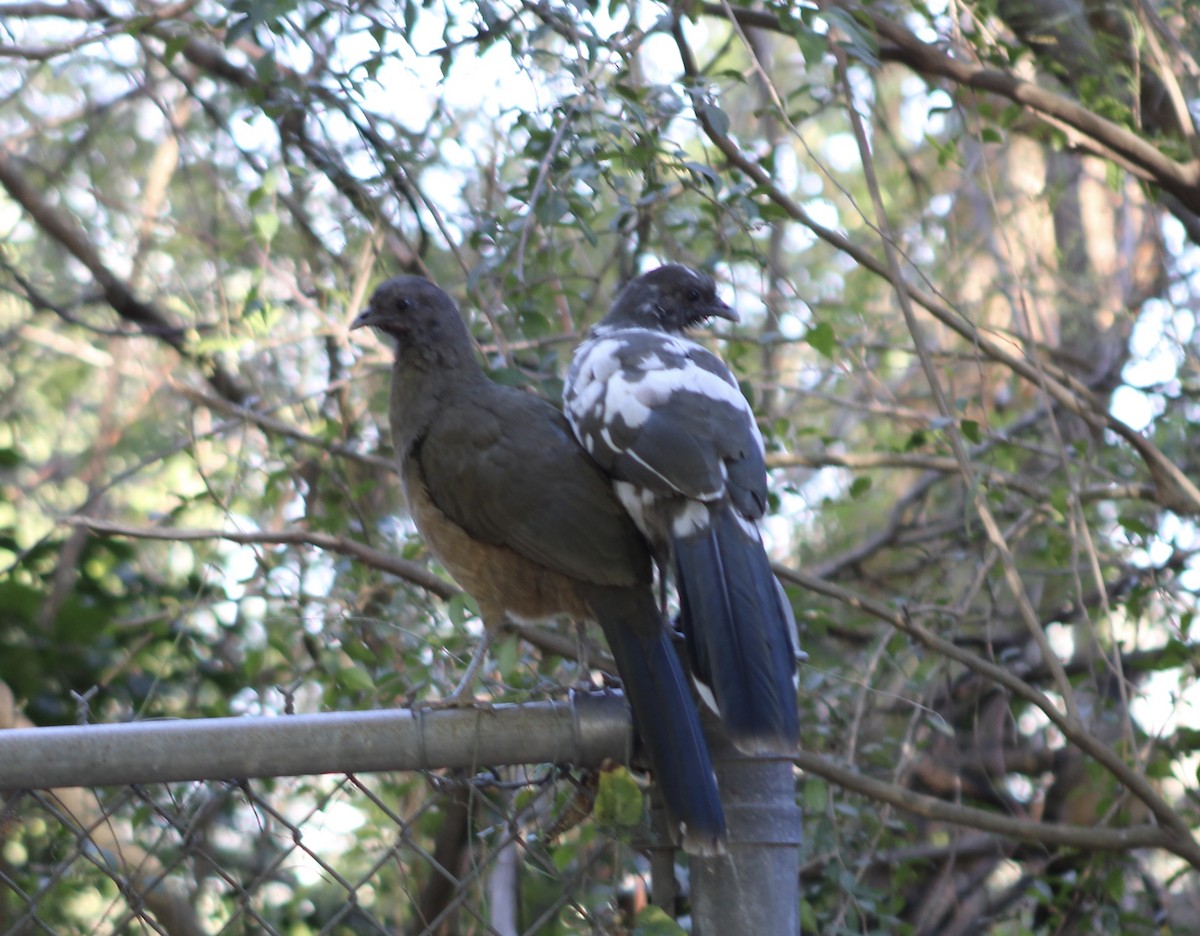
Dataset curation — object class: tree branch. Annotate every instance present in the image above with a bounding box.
[769,449,1155,505]
[777,563,1200,864]
[696,2,1200,213]
[0,147,249,403]
[66,516,458,601]
[0,1,95,16]
[171,381,397,475]
[792,748,1187,858]
[673,17,1200,516]
[67,516,617,678]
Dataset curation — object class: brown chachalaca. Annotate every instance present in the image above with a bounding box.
[565,265,800,755]
[351,275,726,853]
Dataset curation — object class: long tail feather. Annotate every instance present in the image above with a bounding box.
[596,614,726,854]
[673,505,799,754]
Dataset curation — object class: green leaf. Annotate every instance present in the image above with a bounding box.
[244,646,266,678]
[447,591,479,627]
[0,580,45,624]
[823,7,879,68]
[632,905,686,935]
[803,778,828,811]
[998,103,1023,127]
[682,160,721,193]
[226,15,255,45]
[755,199,792,223]
[244,301,281,336]
[1106,160,1123,192]
[800,900,819,933]
[163,33,189,66]
[612,82,643,103]
[960,419,981,444]
[534,193,569,224]
[492,633,519,675]
[253,212,280,243]
[849,476,872,499]
[926,713,955,737]
[338,663,376,693]
[1117,511,1153,539]
[926,132,963,168]
[1155,637,1191,669]
[594,765,643,828]
[253,50,277,85]
[703,104,730,138]
[805,321,836,358]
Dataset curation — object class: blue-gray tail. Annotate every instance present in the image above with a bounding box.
[673,505,800,754]
[596,614,727,854]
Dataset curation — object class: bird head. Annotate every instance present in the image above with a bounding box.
[351,275,475,366]
[602,264,737,333]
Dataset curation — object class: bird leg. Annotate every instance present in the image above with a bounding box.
[575,619,591,683]
[436,629,495,707]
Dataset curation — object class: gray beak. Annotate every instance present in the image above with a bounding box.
[710,298,739,324]
[350,306,379,331]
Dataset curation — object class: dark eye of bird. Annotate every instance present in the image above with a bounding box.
[686,288,700,301]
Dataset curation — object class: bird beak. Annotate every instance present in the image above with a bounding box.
[350,306,379,331]
[710,298,739,324]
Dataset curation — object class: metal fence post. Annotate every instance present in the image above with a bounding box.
[691,730,802,935]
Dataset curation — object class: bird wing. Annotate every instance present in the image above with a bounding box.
[566,328,768,519]
[413,382,650,588]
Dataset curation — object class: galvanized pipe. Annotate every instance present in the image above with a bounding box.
[691,729,803,935]
[0,691,631,790]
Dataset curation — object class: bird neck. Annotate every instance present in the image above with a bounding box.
[388,343,484,457]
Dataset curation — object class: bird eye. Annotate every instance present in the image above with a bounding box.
[397,299,410,311]
[686,288,701,301]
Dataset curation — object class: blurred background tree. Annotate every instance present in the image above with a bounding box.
[1,0,1198,932]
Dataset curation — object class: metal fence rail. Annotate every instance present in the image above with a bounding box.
[0,694,800,935]
[0,694,631,790]
[0,695,637,936]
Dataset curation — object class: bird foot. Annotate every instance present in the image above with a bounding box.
[429,632,495,708]
[420,695,494,712]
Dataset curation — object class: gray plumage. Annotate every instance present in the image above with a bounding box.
[353,275,727,852]
[566,265,800,754]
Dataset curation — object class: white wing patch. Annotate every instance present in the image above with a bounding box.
[732,509,762,540]
[671,500,712,538]
[603,376,653,428]
[571,376,605,416]
[568,328,758,441]
[614,480,652,533]
[566,326,763,534]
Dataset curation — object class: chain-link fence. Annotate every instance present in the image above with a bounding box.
[0,696,799,935]
[2,772,629,934]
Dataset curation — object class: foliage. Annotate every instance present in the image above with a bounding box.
[2,0,1199,932]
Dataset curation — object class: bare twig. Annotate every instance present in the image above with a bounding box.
[172,380,397,475]
[777,563,1200,861]
[66,516,458,601]
[792,747,1190,859]
[0,148,249,403]
[671,17,1200,516]
[696,2,1200,213]
[826,15,1079,721]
